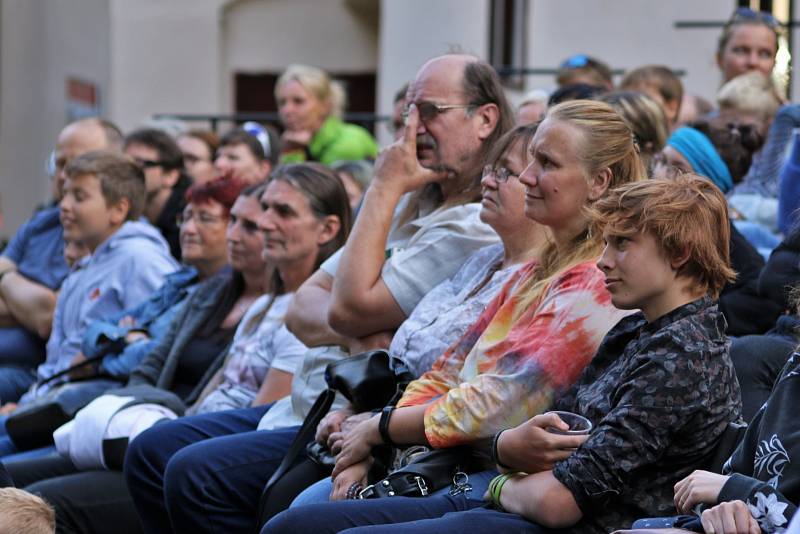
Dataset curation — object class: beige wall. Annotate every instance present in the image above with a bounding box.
[376,0,489,145]
[524,0,733,101]
[0,0,110,240]
[108,0,227,132]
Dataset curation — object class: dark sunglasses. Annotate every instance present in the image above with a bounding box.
[402,101,476,123]
[134,157,165,170]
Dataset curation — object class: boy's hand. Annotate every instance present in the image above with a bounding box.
[700,501,760,534]
[496,413,588,473]
[0,403,17,416]
[117,315,136,328]
[674,470,729,514]
[68,352,94,379]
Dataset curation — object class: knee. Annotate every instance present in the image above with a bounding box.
[163,442,211,505]
[124,422,179,490]
[262,507,308,533]
[125,426,161,477]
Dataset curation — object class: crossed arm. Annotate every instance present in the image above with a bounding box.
[0,257,57,338]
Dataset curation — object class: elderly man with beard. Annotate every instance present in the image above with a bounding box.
[122,54,511,534]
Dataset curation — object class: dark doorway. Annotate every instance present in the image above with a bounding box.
[234,71,377,134]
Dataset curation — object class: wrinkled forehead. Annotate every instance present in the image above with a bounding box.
[407,61,466,103]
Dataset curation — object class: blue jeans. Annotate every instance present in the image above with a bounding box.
[264,493,563,533]
[124,404,303,534]
[291,468,499,508]
[0,366,36,404]
[0,326,46,369]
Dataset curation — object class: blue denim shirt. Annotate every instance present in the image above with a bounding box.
[21,221,179,403]
[80,266,202,378]
[0,206,69,366]
[2,205,68,289]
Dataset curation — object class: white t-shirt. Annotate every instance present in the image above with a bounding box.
[258,197,499,431]
[196,293,305,414]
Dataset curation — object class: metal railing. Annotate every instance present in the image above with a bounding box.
[152,112,391,133]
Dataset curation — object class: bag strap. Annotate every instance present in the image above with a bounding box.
[254,388,336,530]
[37,345,117,386]
[386,359,412,407]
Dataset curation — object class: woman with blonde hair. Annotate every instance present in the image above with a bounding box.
[264,99,644,533]
[276,64,378,165]
[597,90,670,173]
[716,7,779,85]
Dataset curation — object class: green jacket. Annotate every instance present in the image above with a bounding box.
[281,116,378,165]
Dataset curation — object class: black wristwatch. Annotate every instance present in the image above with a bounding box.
[378,406,396,447]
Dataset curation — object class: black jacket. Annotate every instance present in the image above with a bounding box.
[720,222,782,335]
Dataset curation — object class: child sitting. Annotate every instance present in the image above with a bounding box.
[0,151,178,455]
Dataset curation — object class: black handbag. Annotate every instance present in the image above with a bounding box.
[254,349,413,530]
[323,349,412,411]
[5,377,121,451]
[358,447,483,499]
[4,340,127,451]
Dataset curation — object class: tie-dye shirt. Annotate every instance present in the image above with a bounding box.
[397,259,631,448]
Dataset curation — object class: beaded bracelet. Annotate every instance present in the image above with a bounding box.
[346,481,364,500]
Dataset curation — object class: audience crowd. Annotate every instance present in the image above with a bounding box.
[3,8,800,533]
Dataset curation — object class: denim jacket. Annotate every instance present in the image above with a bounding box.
[80,266,202,378]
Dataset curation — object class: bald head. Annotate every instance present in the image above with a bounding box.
[405,54,512,194]
[54,118,123,200]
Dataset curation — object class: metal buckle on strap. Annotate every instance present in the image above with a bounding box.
[358,484,376,499]
[359,479,398,499]
[414,475,428,496]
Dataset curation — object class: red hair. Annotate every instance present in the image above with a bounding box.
[185,176,246,214]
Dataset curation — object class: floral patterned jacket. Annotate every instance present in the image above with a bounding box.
[719,352,800,533]
[551,297,742,534]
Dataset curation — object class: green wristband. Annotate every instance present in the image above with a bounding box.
[488,472,520,511]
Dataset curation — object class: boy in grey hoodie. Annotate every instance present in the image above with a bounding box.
[0,151,178,412]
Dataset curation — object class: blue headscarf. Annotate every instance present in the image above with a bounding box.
[666,127,733,194]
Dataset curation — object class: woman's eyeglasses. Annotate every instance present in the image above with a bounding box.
[176,211,226,227]
[482,165,515,183]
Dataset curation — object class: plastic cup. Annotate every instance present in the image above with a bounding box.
[545,411,592,435]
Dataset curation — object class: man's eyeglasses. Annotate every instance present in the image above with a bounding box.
[176,210,225,227]
[482,165,515,183]
[729,7,780,29]
[403,102,476,123]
